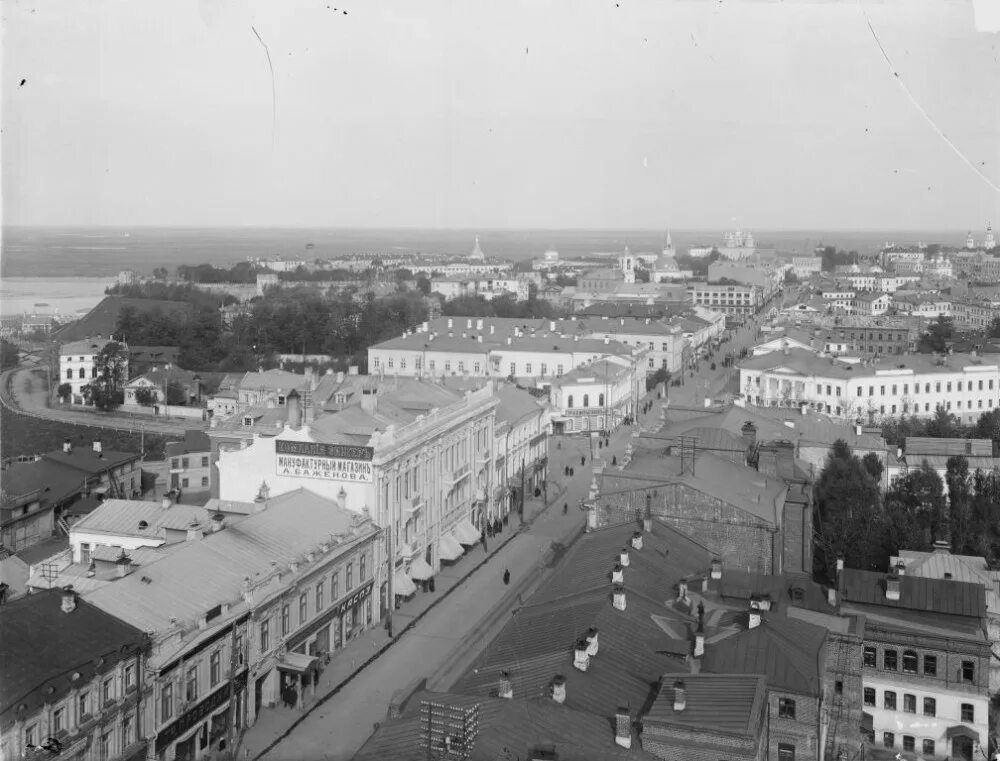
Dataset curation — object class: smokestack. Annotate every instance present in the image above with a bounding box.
[672,681,686,711]
[585,627,599,657]
[573,639,590,671]
[613,585,626,611]
[631,531,643,551]
[498,670,513,699]
[61,585,77,614]
[614,706,631,749]
[886,573,901,601]
[211,513,225,532]
[551,675,566,704]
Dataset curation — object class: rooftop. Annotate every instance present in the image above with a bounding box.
[71,498,220,541]
[42,444,140,475]
[838,568,986,620]
[740,348,999,378]
[644,674,767,736]
[165,430,213,457]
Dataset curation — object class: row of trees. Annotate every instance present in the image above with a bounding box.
[439,290,558,320]
[880,406,1000,446]
[814,441,1000,580]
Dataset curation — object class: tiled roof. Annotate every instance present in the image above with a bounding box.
[838,568,986,619]
[354,690,659,761]
[645,673,767,735]
[701,614,827,696]
[0,588,147,722]
[83,488,375,633]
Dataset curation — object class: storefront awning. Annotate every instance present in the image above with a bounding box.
[438,533,464,561]
[409,556,434,581]
[394,569,417,597]
[276,651,318,674]
[453,518,480,545]
[945,725,980,742]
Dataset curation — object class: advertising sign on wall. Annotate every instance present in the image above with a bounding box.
[275,440,375,482]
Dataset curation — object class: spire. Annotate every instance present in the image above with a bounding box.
[470,235,485,260]
[665,230,673,249]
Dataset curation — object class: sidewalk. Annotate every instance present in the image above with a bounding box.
[240,513,525,761]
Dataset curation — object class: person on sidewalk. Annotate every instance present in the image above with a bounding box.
[563,503,568,515]
[481,530,488,553]
[503,568,510,585]
[581,456,586,466]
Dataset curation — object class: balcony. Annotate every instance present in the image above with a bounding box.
[450,464,470,484]
[403,495,423,515]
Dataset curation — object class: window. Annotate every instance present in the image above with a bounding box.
[923,697,936,716]
[161,684,173,722]
[184,667,198,702]
[903,694,916,713]
[567,395,574,409]
[863,687,875,706]
[332,571,340,599]
[79,368,86,379]
[923,655,937,675]
[122,712,134,747]
[201,456,209,467]
[884,691,896,710]
[299,593,308,623]
[210,651,221,687]
[172,458,180,469]
[884,649,898,670]
[835,680,843,695]
[280,603,291,636]
[102,677,113,704]
[902,650,918,673]
[903,736,914,752]
[524,363,531,374]
[201,477,209,487]
[359,554,367,582]
[923,740,935,756]
[347,562,354,589]
[260,619,270,652]
[961,703,974,722]
[959,381,964,391]
[883,732,895,749]
[181,477,189,488]
[78,691,90,720]
[778,698,796,719]
[235,634,245,665]
[777,743,795,761]
[66,369,72,379]
[962,660,975,683]
[509,363,515,376]
[583,394,590,408]
[863,645,877,668]
[124,664,135,691]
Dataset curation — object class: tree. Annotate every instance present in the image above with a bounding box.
[974,408,1000,440]
[153,267,169,280]
[646,367,670,392]
[989,317,1000,339]
[884,461,947,551]
[861,452,884,484]
[925,405,964,439]
[165,381,187,406]
[945,455,972,553]
[416,276,431,296]
[81,341,128,411]
[57,382,72,402]
[134,387,157,406]
[784,270,799,285]
[917,315,954,353]
[0,339,19,371]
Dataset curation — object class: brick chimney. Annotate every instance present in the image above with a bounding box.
[92,439,103,455]
[672,680,686,711]
[614,705,632,749]
[498,670,513,699]
[61,585,76,613]
[63,439,72,454]
[748,602,762,629]
[710,558,722,580]
[612,584,626,611]
[741,421,757,450]
[585,627,599,657]
[573,639,590,671]
[631,531,643,551]
[551,674,567,704]
[210,513,225,532]
[611,563,624,585]
[186,520,203,542]
[886,573,901,601]
[620,548,630,567]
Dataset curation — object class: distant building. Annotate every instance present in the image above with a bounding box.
[687,282,764,315]
[165,430,213,496]
[58,338,126,405]
[790,256,822,279]
[549,355,643,435]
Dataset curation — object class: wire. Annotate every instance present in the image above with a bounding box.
[251,25,277,149]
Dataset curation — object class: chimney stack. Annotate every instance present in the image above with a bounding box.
[643,516,653,533]
[672,680,686,711]
[612,584,626,611]
[894,560,906,577]
[614,706,632,749]
[187,520,203,542]
[61,585,76,613]
[63,439,72,454]
[827,587,836,607]
[161,495,172,510]
[710,558,722,580]
[631,531,643,551]
[836,557,844,575]
[211,513,225,532]
[92,439,102,455]
[611,563,624,585]
[748,602,762,629]
[585,627,599,657]
[932,539,951,554]
[620,548,630,568]
[694,627,705,657]
[551,675,567,704]
[498,670,513,699]
[573,639,590,671]
[886,573,901,600]
[115,551,132,578]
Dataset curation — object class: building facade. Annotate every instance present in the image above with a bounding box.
[59,338,127,406]
[549,356,643,435]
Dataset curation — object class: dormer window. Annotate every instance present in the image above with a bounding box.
[277,395,286,406]
[243,416,253,427]
[335,393,346,405]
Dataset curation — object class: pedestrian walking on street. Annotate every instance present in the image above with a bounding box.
[563,502,568,515]
[481,530,488,553]
[503,568,510,585]
[581,456,586,466]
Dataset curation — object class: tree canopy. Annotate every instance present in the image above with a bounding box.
[82,341,128,411]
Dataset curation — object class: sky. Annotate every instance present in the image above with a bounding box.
[2,0,999,230]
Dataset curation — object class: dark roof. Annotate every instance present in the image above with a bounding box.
[701,614,827,696]
[839,568,986,619]
[353,690,659,761]
[645,674,767,736]
[0,588,147,722]
[54,296,193,342]
[1,459,85,511]
[165,430,212,457]
[42,446,140,476]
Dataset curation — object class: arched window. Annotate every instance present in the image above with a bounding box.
[583,394,590,408]
[78,368,86,379]
[902,650,918,674]
[599,393,605,407]
[567,395,574,409]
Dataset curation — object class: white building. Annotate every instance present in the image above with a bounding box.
[58,338,126,406]
[739,349,1000,425]
[790,256,823,279]
[492,384,551,516]
[430,276,529,302]
[548,355,642,435]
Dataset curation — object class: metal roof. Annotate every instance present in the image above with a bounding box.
[838,568,986,619]
[644,673,767,736]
